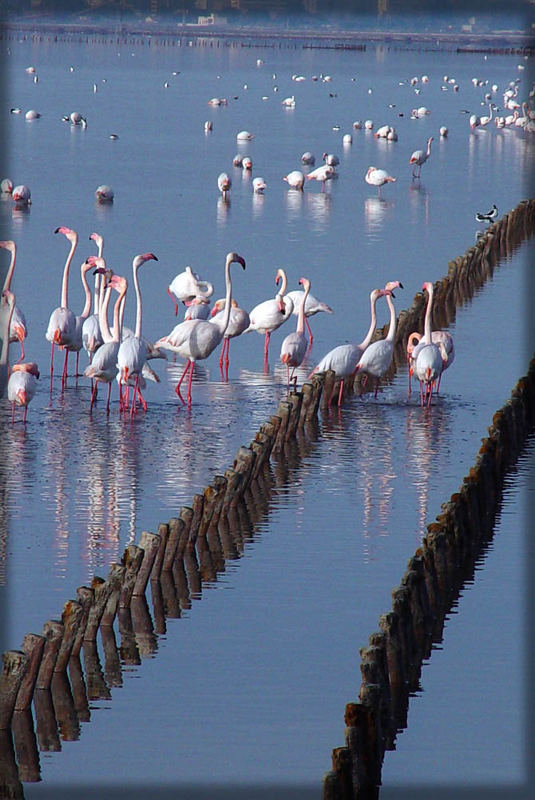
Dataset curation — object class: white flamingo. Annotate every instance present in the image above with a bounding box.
[116,252,158,414]
[365,166,396,196]
[210,297,250,374]
[409,136,433,178]
[167,265,214,316]
[0,289,15,398]
[0,240,28,363]
[155,252,246,406]
[354,281,403,397]
[45,226,78,387]
[82,232,105,362]
[284,170,305,190]
[280,277,311,390]
[245,268,294,363]
[308,288,385,406]
[285,288,332,343]
[218,172,232,200]
[306,164,335,190]
[412,281,444,407]
[7,362,39,423]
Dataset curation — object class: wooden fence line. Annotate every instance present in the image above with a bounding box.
[0,200,533,797]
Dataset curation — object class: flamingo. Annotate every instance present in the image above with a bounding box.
[285,288,333,343]
[322,152,339,166]
[354,281,403,397]
[116,252,158,414]
[469,113,481,130]
[210,297,250,374]
[218,172,232,200]
[245,268,294,364]
[65,256,96,379]
[301,152,315,165]
[155,252,246,406]
[365,166,396,196]
[280,277,311,390]
[409,136,433,179]
[0,289,15,398]
[7,362,39,423]
[284,170,305,190]
[252,177,267,193]
[407,329,454,395]
[184,297,212,321]
[478,103,494,127]
[95,184,114,202]
[12,185,31,205]
[45,226,78,387]
[1,179,13,194]
[412,282,444,408]
[82,232,105,362]
[305,164,335,190]
[84,272,127,414]
[308,287,385,406]
[0,240,28,362]
[167,265,214,316]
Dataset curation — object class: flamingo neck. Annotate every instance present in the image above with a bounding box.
[296,285,309,335]
[359,293,380,351]
[98,284,114,343]
[93,240,103,314]
[220,257,233,335]
[112,287,126,343]
[0,295,14,366]
[385,293,397,342]
[80,264,93,319]
[2,245,16,292]
[423,285,434,343]
[61,238,77,309]
[133,260,142,339]
[427,138,433,155]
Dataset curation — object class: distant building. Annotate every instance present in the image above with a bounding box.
[197,13,228,24]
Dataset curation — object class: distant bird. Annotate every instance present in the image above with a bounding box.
[439,126,448,137]
[284,170,305,190]
[354,281,403,397]
[25,109,41,120]
[218,172,231,200]
[365,166,396,196]
[469,114,481,130]
[237,130,254,141]
[95,184,114,202]
[241,156,253,170]
[1,179,13,194]
[306,164,335,190]
[245,268,294,363]
[167,266,213,316]
[475,204,498,223]
[409,136,433,179]
[301,152,315,165]
[7,362,39,423]
[253,176,267,193]
[69,111,83,124]
[0,240,28,362]
[282,96,296,108]
[308,288,385,406]
[322,152,339,166]
[12,185,31,205]
[232,154,243,167]
[285,288,332,343]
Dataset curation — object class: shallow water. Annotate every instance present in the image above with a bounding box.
[0,29,533,794]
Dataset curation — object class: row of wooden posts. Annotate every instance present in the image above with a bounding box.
[0,200,533,797]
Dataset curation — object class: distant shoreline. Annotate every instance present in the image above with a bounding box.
[2,19,534,53]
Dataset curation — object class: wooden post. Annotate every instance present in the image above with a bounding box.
[100,625,122,689]
[70,586,94,657]
[33,686,60,752]
[176,506,194,558]
[187,494,205,548]
[54,600,85,673]
[151,522,169,579]
[132,531,161,597]
[0,728,24,799]
[0,651,29,730]
[51,672,79,742]
[119,545,144,608]
[162,517,182,570]
[68,655,90,723]
[12,707,41,783]
[100,565,127,627]
[85,564,125,640]
[35,621,64,691]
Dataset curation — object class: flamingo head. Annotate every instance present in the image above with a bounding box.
[12,362,40,378]
[384,280,403,297]
[227,252,246,270]
[298,277,311,293]
[0,240,15,253]
[406,332,422,358]
[1,288,15,306]
[86,255,105,270]
[108,274,128,293]
[133,252,158,270]
[422,281,433,294]
[89,231,103,249]
[55,226,78,245]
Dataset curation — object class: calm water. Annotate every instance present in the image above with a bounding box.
[0,29,533,796]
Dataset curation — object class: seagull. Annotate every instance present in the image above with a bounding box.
[475,204,498,223]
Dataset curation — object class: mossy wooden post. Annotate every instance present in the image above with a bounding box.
[70,586,94,658]
[132,531,161,597]
[331,746,354,799]
[274,399,292,447]
[285,390,303,440]
[162,517,183,570]
[0,651,29,730]
[54,600,84,673]
[14,634,45,712]
[35,621,64,691]
[119,545,144,608]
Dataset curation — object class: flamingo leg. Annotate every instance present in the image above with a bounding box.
[186,361,195,406]
[23,405,28,423]
[175,360,192,405]
[11,402,15,425]
[337,378,344,406]
[106,382,112,415]
[90,380,98,410]
[137,385,147,412]
[61,349,69,389]
[419,380,425,407]
[304,316,313,342]
[224,338,230,369]
[75,350,80,379]
[49,342,55,383]
[16,338,25,364]
[263,331,271,360]
[374,378,379,398]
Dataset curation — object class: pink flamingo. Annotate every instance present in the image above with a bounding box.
[82,232,105,362]
[210,296,250,377]
[167,265,213,316]
[8,362,39,423]
[245,268,294,365]
[65,256,95,380]
[155,252,246,406]
[117,252,158,415]
[354,281,403,397]
[407,329,454,394]
[0,289,16,398]
[365,166,396,197]
[45,226,78,388]
[285,287,332,343]
[84,270,127,414]
[412,282,444,407]
[0,240,28,362]
[409,136,433,179]
[308,287,385,406]
[280,277,311,390]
